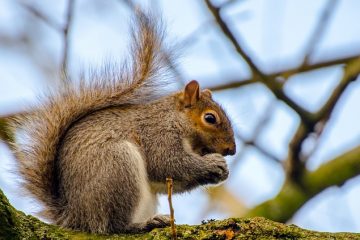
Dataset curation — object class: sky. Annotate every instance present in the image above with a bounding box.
[0,0,360,233]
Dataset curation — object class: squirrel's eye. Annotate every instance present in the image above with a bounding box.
[204,113,217,124]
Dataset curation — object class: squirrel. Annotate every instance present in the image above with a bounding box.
[9,12,236,234]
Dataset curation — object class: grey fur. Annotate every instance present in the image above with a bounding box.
[10,13,236,234]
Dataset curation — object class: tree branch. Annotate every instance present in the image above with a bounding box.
[300,0,338,66]
[210,54,360,91]
[61,0,76,78]
[205,0,314,124]
[246,146,360,222]
[285,123,308,182]
[315,57,360,123]
[285,57,360,181]
[210,79,257,91]
[204,0,265,79]
[20,1,76,83]
[20,3,63,32]
[1,187,359,239]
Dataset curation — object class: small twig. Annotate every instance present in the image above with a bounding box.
[61,0,76,80]
[205,0,313,124]
[231,101,280,165]
[301,131,323,163]
[180,19,214,48]
[210,79,256,91]
[299,58,360,162]
[301,0,338,66]
[252,100,277,137]
[20,3,63,31]
[205,0,265,80]
[211,54,360,91]
[285,59,360,183]
[166,177,177,240]
[315,57,360,122]
[236,133,281,164]
[20,1,75,83]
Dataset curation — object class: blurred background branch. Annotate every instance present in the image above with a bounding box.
[246,146,360,222]
[204,0,360,225]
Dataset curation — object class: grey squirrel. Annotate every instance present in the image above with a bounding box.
[10,13,236,234]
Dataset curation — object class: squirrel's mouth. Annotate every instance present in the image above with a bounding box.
[200,147,215,156]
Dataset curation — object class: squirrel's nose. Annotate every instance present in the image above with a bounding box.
[222,145,236,156]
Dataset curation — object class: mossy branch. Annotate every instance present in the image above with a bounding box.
[1,188,360,239]
[245,146,360,222]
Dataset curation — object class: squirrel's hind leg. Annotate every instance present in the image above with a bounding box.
[58,140,157,233]
[108,141,168,233]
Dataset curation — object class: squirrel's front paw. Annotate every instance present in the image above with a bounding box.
[200,153,229,184]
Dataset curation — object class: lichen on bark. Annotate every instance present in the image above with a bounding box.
[1,189,360,239]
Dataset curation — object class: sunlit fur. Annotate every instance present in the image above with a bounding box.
[9,13,235,234]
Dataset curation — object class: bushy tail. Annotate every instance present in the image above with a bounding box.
[9,12,173,219]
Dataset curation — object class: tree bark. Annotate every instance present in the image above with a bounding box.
[1,189,359,239]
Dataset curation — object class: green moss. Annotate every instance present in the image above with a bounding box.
[303,146,360,195]
[244,146,360,224]
[245,181,308,222]
[0,189,20,239]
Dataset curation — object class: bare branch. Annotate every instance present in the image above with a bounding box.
[204,0,265,79]
[60,0,76,79]
[118,0,136,9]
[210,79,257,91]
[301,0,338,65]
[234,100,282,164]
[205,0,313,124]
[286,58,360,182]
[300,58,360,162]
[262,79,314,126]
[284,123,308,182]
[236,133,281,164]
[205,0,360,189]
[180,19,214,48]
[280,54,360,79]
[20,3,63,32]
[211,54,360,91]
[251,101,277,137]
[20,1,75,82]
[315,57,360,122]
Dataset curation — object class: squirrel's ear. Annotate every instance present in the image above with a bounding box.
[202,89,212,98]
[184,80,200,107]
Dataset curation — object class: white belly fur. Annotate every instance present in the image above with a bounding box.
[125,142,157,223]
